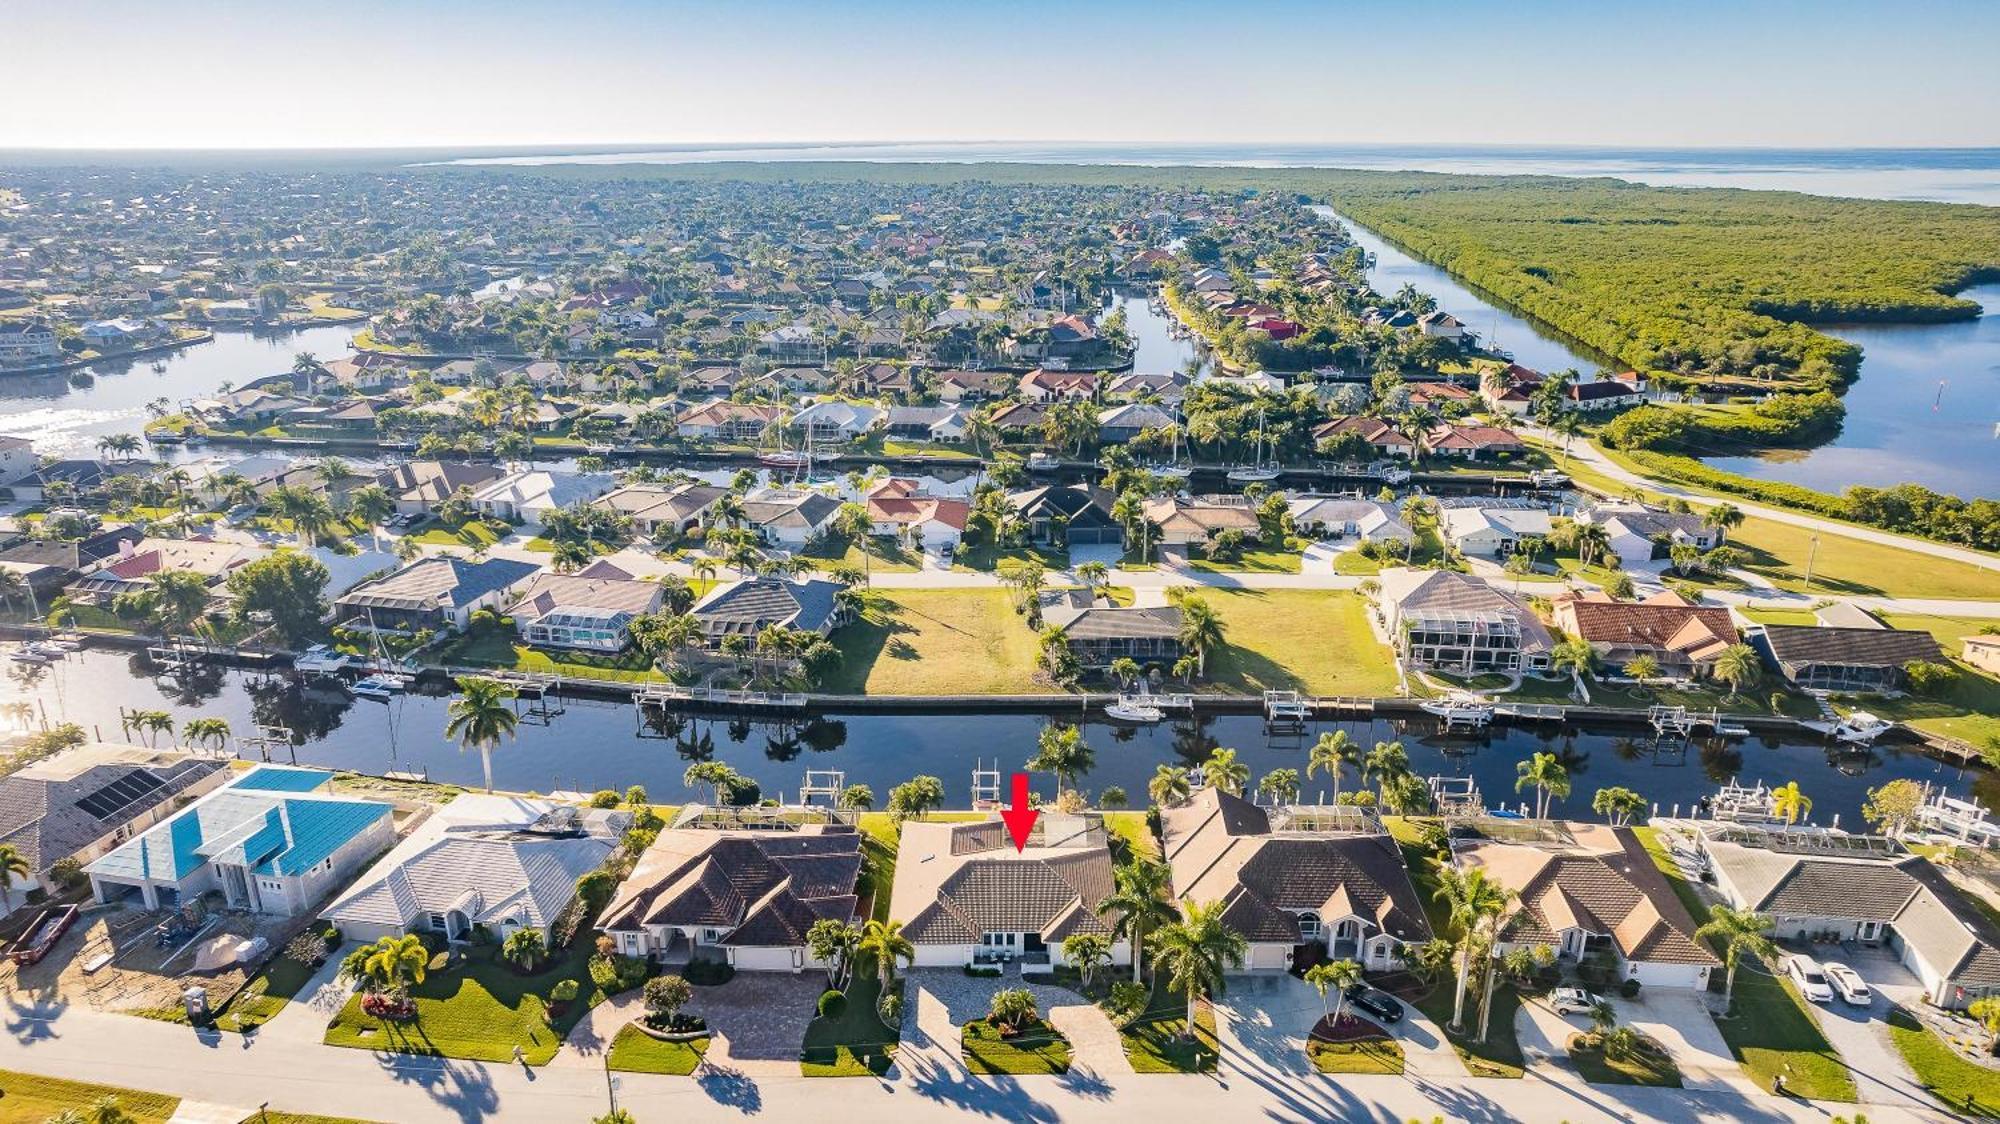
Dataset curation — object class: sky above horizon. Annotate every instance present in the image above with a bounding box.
[9,0,1999,150]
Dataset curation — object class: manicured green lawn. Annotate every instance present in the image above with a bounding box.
[607,1025,711,1075]
[824,589,1044,695]
[1308,1034,1405,1075]
[322,942,604,1065]
[1333,551,1383,576]
[962,1018,1074,1074]
[1727,516,2000,601]
[241,1113,380,1124]
[0,1069,179,1124]
[1631,828,1857,1101]
[1870,615,2000,750]
[407,519,502,549]
[1121,993,1220,1073]
[801,535,923,574]
[1567,1033,1683,1087]
[1737,608,1822,627]
[434,629,665,684]
[1103,811,1158,862]
[519,535,620,555]
[1185,547,1302,574]
[952,542,1068,573]
[1203,590,1401,697]
[801,957,901,1076]
[1589,680,1820,718]
[1887,1006,2000,1117]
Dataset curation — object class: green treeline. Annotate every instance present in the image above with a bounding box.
[1600,393,1847,453]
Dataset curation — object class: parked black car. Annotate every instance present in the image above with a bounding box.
[1343,984,1403,1023]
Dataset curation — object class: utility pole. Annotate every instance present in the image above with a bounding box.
[1803,533,1819,592]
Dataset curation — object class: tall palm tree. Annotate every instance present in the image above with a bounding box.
[1148,764,1191,808]
[1202,746,1249,795]
[0,843,30,914]
[1433,865,1514,1032]
[1027,723,1094,791]
[181,717,231,752]
[858,918,915,996]
[1574,522,1612,568]
[1694,904,1775,1008]
[445,676,519,792]
[1176,596,1225,676]
[1098,858,1176,980]
[1772,781,1812,826]
[1515,751,1571,820]
[1362,740,1409,805]
[1304,958,1365,1029]
[1701,502,1744,538]
[1306,730,1360,803]
[1151,899,1248,1035]
[349,484,395,551]
[1712,643,1760,697]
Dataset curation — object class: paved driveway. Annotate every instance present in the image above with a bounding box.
[1217,972,1466,1078]
[1618,989,1760,1096]
[558,971,824,1076]
[1515,993,1587,1075]
[1800,951,1934,1110]
[897,968,1129,1077]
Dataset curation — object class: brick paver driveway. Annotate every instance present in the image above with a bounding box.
[896,967,1131,1077]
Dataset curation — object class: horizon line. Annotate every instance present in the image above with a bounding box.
[6,139,2000,155]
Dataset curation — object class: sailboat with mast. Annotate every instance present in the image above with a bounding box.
[1143,424,1193,481]
[1226,408,1281,483]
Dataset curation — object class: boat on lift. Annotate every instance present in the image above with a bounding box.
[1804,710,1896,745]
[1104,695,1165,724]
[350,673,411,699]
[1529,469,1569,489]
[293,644,355,677]
[1027,451,1062,473]
[1419,694,1496,724]
[1142,427,1194,481]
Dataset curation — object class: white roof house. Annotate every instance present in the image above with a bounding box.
[790,401,883,440]
[468,469,615,526]
[322,795,628,944]
[1287,497,1412,543]
[1441,506,1553,558]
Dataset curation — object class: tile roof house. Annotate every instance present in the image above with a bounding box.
[505,573,665,652]
[597,482,727,539]
[1422,422,1527,460]
[1161,788,1431,972]
[1285,497,1412,544]
[1018,368,1099,403]
[1552,590,1738,678]
[0,745,231,915]
[66,537,267,604]
[600,821,862,971]
[889,815,1127,968]
[1374,567,1553,673]
[1761,624,1943,692]
[467,469,615,527]
[689,576,850,646]
[333,555,539,633]
[739,488,842,546]
[675,399,785,442]
[1007,485,1122,546]
[884,405,974,444]
[932,369,1013,403]
[1456,823,1718,989]
[323,796,627,945]
[1697,824,2000,1009]
[373,461,507,515]
[1312,415,1415,459]
[790,401,884,442]
[864,479,970,553]
[1096,402,1178,444]
[1141,495,1261,547]
[86,766,394,917]
[1580,502,1724,562]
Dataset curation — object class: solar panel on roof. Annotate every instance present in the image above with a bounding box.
[74,771,167,821]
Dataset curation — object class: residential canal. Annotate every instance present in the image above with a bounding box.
[3,649,1976,828]
[0,322,360,458]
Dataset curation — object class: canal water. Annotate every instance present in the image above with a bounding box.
[0,322,360,458]
[3,649,1974,829]
[1313,206,1999,500]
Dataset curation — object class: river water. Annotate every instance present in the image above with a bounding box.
[0,650,1975,829]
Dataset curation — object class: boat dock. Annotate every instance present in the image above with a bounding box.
[634,685,810,714]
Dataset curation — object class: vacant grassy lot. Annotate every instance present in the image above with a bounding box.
[323,943,602,1065]
[825,589,1043,695]
[802,534,924,574]
[407,519,503,549]
[1631,827,1857,1101]
[1869,614,2000,749]
[1203,590,1401,697]
[1886,1007,2000,1117]
[962,1018,1074,1074]
[0,1069,179,1124]
[607,1025,710,1075]
[1726,518,2000,601]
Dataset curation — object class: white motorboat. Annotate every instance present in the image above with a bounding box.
[1529,469,1569,488]
[1806,710,1895,745]
[8,645,54,664]
[1027,452,1062,472]
[1105,696,1165,724]
[350,673,412,699]
[293,644,355,676]
[1419,695,1496,724]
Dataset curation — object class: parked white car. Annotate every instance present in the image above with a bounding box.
[1785,955,1835,1003]
[1550,987,1605,1016]
[1821,962,1872,1007]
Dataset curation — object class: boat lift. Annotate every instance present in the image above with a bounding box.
[970,760,1002,810]
[799,768,846,809]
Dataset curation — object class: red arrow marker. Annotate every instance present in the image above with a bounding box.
[999,772,1038,852]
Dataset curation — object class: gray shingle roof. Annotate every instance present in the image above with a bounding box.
[1764,625,1942,669]
[336,555,539,613]
[0,749,227,873]
[690,577,845,636]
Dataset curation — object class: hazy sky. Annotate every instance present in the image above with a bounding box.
[8,0,1998,150]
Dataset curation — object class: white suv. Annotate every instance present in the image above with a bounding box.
[1785,955,1835,1003]
[1821,962,1872,1007]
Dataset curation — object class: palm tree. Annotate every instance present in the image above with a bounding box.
[1176,596,1225,676]
[1515,751,1571,820]
[1701,502,1744,538]
[349,484,395,551]
[858,918,915,997]
[1591,786,1647,827]
[1772,780,1812,826]
[1573,522,1612,568]
[1694,904,1776,1008]
[181,717,231,752]
[1148,764,1191,808]
[1074,560,1110,598]
[1028,723,1094,790]
[1307,730,1360,803]
[1202,746,1249,795]
[1151,900,1248,1036]
[1623,654,1661,689]
[445,676,520,792]
[1713,643,1761,697]
[0,843,30,914]
[1098,858,1176,980]
[1550,639,1596,683]
[1304,958,1366,1029]
[1362,740,1410,805]
[1433,865,1514,1032]
[0,567,37,620]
